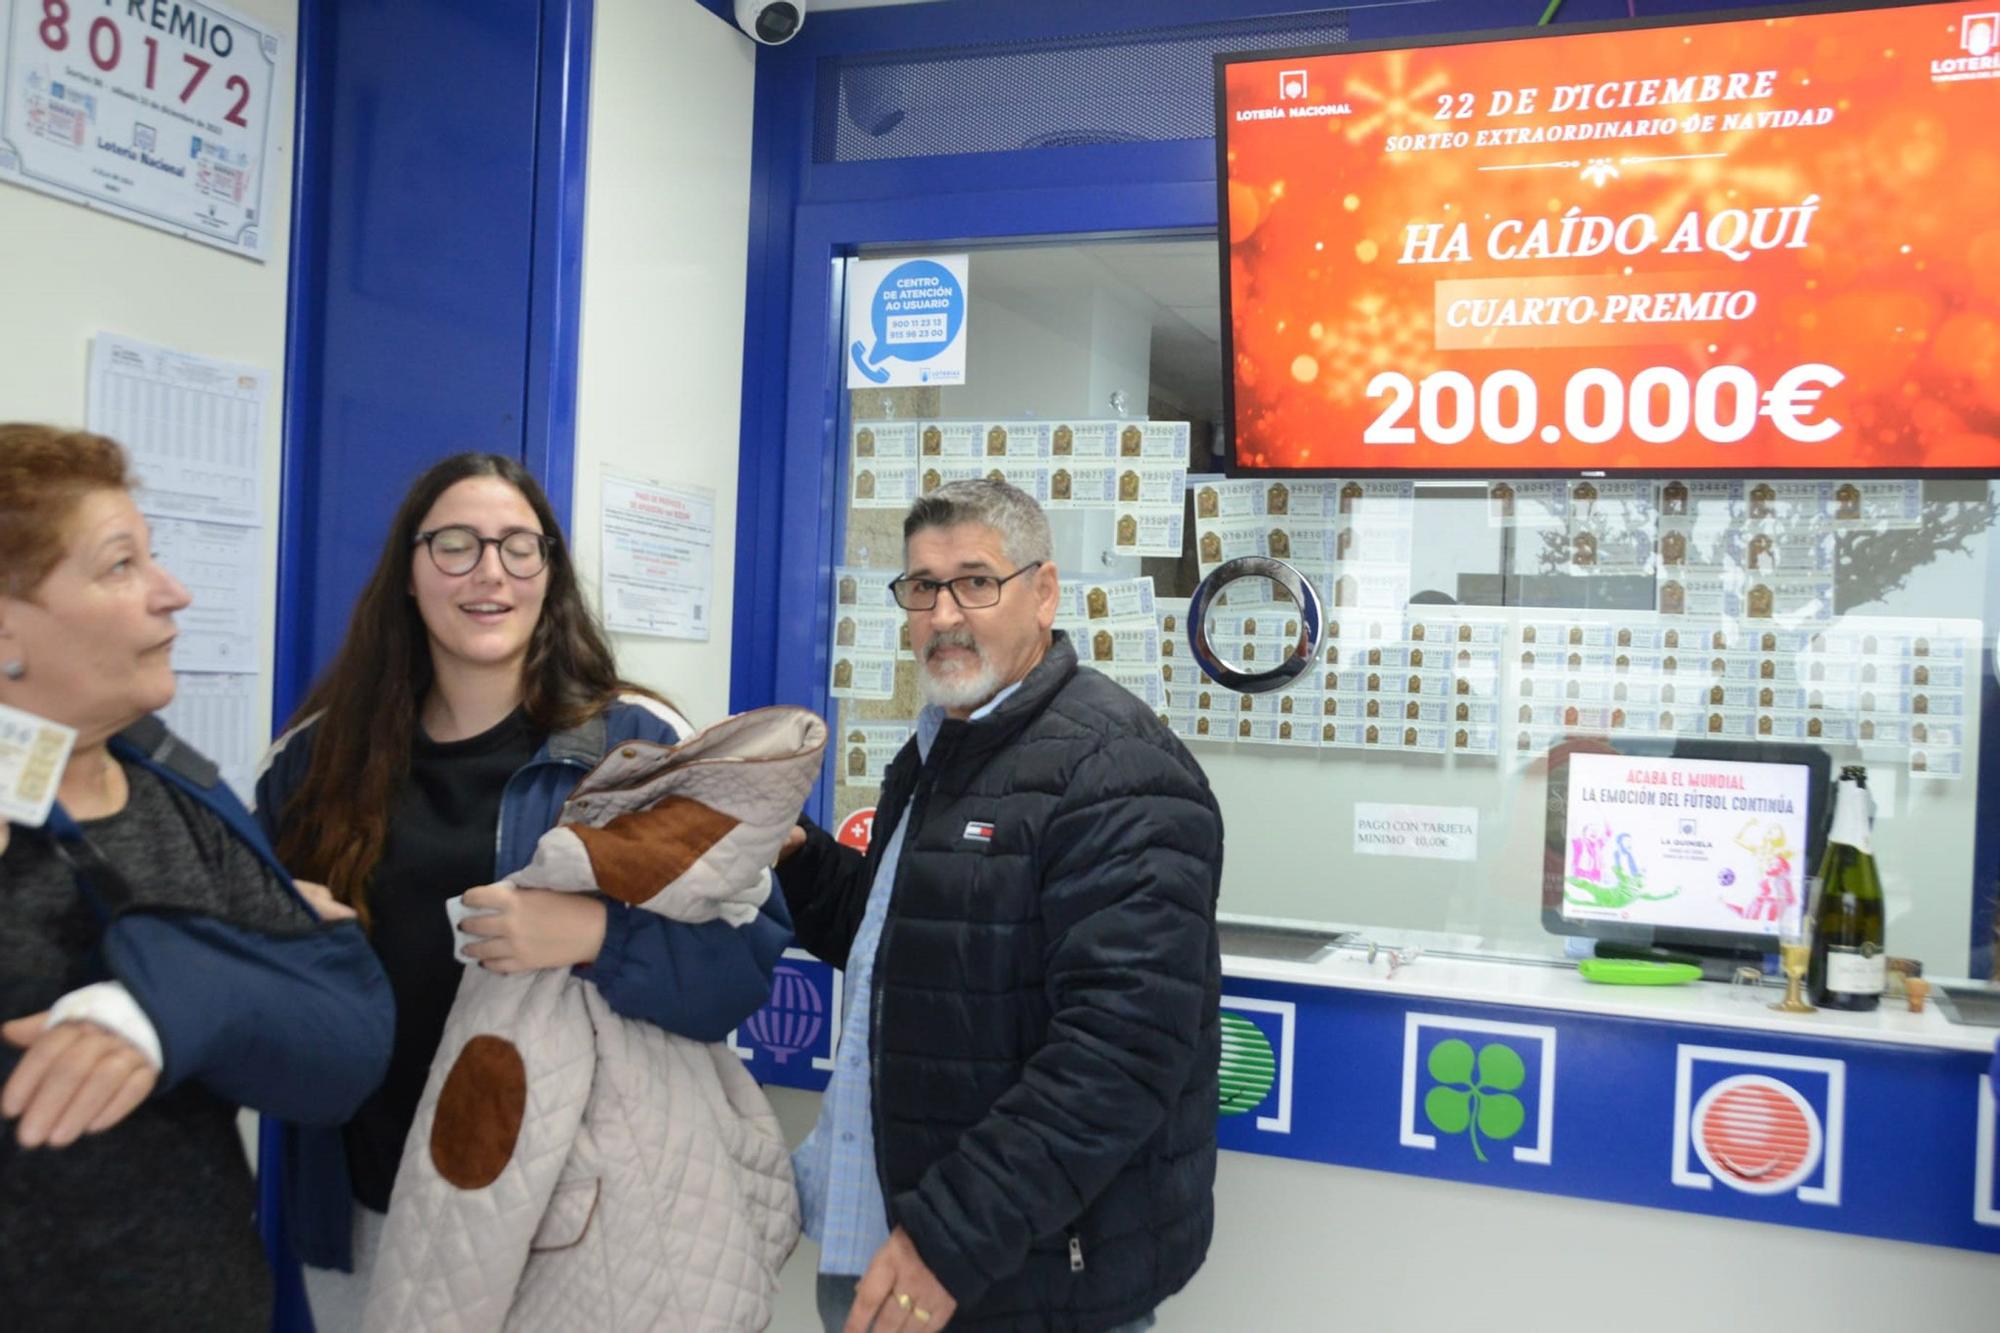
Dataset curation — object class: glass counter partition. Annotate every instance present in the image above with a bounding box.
[822,235,1999,982]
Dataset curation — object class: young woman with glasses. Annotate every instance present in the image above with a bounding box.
[253,453,791,1330]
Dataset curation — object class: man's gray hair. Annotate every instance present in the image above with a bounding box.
[903,478,1053,567]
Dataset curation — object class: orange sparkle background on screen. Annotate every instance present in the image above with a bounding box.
[1223,4,2000,471]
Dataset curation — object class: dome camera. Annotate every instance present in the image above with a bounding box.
[735,0,805,45]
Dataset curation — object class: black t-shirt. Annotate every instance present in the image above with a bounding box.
[0,761,311,1331]
[344,708,543,1212]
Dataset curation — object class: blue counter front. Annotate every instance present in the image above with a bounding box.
[728,942,1999,1257]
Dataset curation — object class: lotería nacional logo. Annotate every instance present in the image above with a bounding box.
[1672,1044,1844,1204]
[1236,65,1352,122]
[1933,12,2000,81]
[1400,1013,1557,1165]
[1964,11,2000,54]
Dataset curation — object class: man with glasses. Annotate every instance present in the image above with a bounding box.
[779,479,1223,1333]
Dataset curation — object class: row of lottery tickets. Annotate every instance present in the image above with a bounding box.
[1197,477,1930,623]
[1497,477,1923,622]
[1155,593,1975,779]
[1192,478,1418,614]
[826,562,1972,779]
[848,420,1192,557]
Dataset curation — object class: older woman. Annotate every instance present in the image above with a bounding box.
[0,424,392,1330]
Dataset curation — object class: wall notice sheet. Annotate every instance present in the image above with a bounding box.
[600,473,715,640]
[86,332,269,800]
[158,672,258,802]
[87,332,265,526]
[151,517,259,673]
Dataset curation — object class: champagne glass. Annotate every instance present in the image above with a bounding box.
[1772,886,1817,1014]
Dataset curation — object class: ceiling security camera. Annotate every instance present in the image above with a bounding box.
[735,0,805,45]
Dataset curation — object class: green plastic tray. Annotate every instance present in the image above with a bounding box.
[1577,958,1703,986]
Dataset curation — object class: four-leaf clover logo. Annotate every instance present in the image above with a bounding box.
[1423,1039,1527,1163]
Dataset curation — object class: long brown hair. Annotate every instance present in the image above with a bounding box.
[275,452,649,924]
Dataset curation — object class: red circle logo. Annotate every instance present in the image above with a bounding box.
[836,807,875,852]
[1691,1074,1821,1195]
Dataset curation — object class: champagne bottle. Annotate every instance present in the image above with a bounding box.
[1809,765,1885,1011]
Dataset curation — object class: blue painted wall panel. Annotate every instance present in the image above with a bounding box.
[733,963,2000,1254]
[308,2,540,676]
[285,0,541,708]
[1206,977,1999,1254]
[279,0,593,719]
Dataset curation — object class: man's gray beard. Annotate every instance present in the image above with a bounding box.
[918,636,1001,711]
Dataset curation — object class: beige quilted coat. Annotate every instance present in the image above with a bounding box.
[362,707,825,1332]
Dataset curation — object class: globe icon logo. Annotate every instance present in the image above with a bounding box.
[1718,868,1736,887]
[743,964,825,1064]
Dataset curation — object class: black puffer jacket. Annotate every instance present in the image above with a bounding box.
[781,632,1223,1332]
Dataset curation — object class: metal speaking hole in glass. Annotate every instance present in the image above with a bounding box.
[1187,556,1324,695]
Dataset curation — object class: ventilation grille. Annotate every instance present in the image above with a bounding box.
[815,14,1351,163]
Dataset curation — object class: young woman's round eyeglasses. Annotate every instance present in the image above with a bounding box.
[413,525,554,578]
[888,561,1042,611]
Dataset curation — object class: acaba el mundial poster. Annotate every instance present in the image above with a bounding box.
[1221,3,2000,473]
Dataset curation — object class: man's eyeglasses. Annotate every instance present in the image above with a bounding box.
[889,561,1042,611]
[413,525,554,578]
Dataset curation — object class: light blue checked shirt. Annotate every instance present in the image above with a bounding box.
[794,682,1023,1276]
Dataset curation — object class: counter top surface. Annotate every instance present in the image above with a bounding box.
[1220,928,1998,1054]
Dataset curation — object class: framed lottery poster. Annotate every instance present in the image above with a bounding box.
[0,0,284,259]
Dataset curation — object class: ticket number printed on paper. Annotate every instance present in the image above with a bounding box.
[1,0,283,258]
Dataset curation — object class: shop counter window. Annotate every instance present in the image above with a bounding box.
[819,238,2000,982]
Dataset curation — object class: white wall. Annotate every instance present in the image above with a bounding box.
[567,0,756,728]
[0,0,298,764]
[933,280,1152,422]
[766,1086,1999,1331]
[930,271,1153,584]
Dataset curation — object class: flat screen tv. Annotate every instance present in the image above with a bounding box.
[1215,2,2000,476]
[1541,736,1831,956]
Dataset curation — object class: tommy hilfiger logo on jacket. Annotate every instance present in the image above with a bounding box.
[962,820,995,843]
